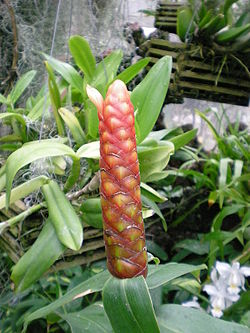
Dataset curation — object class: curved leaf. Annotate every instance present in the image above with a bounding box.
[116,58,150,84]
[147,263,207,289]
[91,50,123,96]
[103,276,160,333]
[11,219,65,292]
[131,56,172,144]
[69,35,96,81]
[44,54,83,94]
[10,70,36,105]
[59,303,113,333]
[42,180,83,251]
[0,176,48,210]
[59,108,85,145]
[158,304,249,333]
[5,140,76,208]
[24,270,111,327]
[77,141,100,159]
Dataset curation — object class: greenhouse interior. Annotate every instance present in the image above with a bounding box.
[0,0,250,332]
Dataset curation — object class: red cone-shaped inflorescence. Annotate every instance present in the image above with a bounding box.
[87,80,147,279]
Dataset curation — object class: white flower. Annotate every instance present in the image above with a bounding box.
[203,268,240,318]
[216,261,250,293]
[182,296,201,309]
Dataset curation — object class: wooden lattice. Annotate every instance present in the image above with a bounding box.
[147,39,250,106]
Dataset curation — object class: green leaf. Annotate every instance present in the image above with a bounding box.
[11,219,65,292]
[169,128,198,151]
[174,238,209,255]
[146,263,207,289]
[103,276,160,333]
[44,54,83,94]
[116,58,150,84]
[10,70,36,105]
[195,109,219,141]
[59,108,85,145]
[131,56,172,144]
[91,50,123,96]
[45,61,65,136]
[146,240,168,261]
[0,112,26,128]
[138,140,174,182]
[142,194,167,231]
[24,270,111,326]
[80,198,103,229]
[0,176,48,210]
[77,141,100,159]
[85,99,99,139]
[27,94,50,121]
[5,140,76,208]
[157,304,249,333]
[141,182,167,203]
[59,302,113,333]
[42,180,83,251]
[177,7,195,41]
[69,35,96,81]
[0,93,7,104]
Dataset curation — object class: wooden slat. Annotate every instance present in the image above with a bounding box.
[180,70,250,89]
[157,16,177,22]
[155,22,177,28]
[159,2,186,7]
[151,39,186,50]
[147,48,178,58]
[179,81,249,97]
[157,10,178,16]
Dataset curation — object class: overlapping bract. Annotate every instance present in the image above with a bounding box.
[87,80,147,278]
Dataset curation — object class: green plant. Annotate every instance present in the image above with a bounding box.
[0,35,249,333]
[177,0,250,53]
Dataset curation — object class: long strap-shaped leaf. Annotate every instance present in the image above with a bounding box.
[11,219,65,292]
[42,180,83,251]
[5,140,76,208]
[103,276,160,333]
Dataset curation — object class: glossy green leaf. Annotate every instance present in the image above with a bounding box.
[142,194,167,231]
[138,140,174,182]
[10,70,36,105]
[80,198,103,229]
[157,304,249,333]
[103,276,160,333]
[59,108,85,145]
[24,270,111,326]
[77,140,100,159]
[169,128,198,151]
[177,7,196,42]
[146,263,207,289]
[0,176,48,210]
[85,99,99,139]
[42,180,83,251]
[0,93,7,104]
[69,35,96,81]
[59,302,113,333]
[11,219,65,292]
[141,182,167,203]
[116,58,150,84]
[174,238,209,255]
[91,50,123,96]
[44,54,83,93]
[5,140,76,208]
[146,240,168,261]
[131,56,172,144]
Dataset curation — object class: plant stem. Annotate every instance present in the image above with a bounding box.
[0,202,46,235]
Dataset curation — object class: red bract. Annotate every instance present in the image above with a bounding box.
[87,80,147,279]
